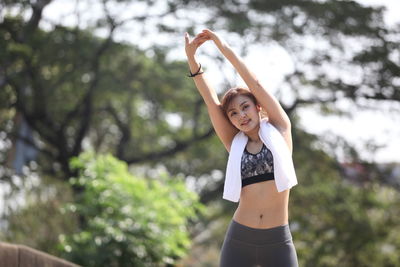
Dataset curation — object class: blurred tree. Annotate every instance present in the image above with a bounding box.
[176,0,400,108]
[289,126,400,267]
[58,152,204,267]
[0,17,214,182]
[0,2,219,262]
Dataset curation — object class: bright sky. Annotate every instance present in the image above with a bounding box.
[359,0,400,26]
[297,0,400,163]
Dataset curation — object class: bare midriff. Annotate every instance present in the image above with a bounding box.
[232,180,290,229]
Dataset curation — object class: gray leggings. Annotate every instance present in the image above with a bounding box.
[220,220,299,267]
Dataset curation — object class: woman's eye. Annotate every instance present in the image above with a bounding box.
[243,105,249,110]
[230,112,237,117]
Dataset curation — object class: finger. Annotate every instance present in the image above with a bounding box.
[202,29,214,36]
[197,39,207,46]
[197,38,210,48]
[193,36,208,45]
[184,32,190,45]
[198,36,210,42]
[195,37,205,45]
[194,33,205,40]
[194,34,208,40]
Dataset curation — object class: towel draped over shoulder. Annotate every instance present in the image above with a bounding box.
[223,119,298,202]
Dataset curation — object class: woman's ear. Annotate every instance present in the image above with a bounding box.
[256,104,262,112]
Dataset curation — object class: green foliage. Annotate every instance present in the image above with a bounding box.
[1,15,213,179]
[289,129,400,267]
[59,152,205,266]
[292,175,400,267]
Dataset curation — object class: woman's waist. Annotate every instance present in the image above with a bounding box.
[238,191,289,212]
[233,202,289,229]
[236,202,288,214]
[239,180,289,201]
[234,204,288,221]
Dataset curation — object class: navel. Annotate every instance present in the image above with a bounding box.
[259,214,263,220]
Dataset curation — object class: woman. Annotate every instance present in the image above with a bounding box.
[184,29,299,267]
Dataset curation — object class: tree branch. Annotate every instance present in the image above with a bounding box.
[26,0,53,35]
[69,21,118,157]
[103,103,132,159]
[123,127,215,164]
[285,95,338,114]
[9,78,59,148]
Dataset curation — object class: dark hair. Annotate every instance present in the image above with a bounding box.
[221,87,268,120]
[221,87,257,115]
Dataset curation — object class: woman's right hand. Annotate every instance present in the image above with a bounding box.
[200,29,227,51]
[201,29,218,41]
[184,32,209,58]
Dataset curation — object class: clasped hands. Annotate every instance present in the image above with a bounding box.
[184,29,220,58]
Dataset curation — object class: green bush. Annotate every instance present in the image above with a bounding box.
[59,152,205,266]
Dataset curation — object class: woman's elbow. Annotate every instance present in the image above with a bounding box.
[276,118,291,133]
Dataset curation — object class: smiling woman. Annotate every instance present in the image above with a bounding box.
[184,29,298,267]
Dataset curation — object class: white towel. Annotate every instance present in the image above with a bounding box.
[223,119,298,202]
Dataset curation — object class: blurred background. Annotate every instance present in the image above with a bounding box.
[1,0,399,266]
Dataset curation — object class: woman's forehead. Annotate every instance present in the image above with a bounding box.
[228,95,252,108]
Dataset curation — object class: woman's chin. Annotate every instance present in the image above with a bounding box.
[240,121,259,132]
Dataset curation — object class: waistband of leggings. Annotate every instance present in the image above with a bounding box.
[226,219,293,245]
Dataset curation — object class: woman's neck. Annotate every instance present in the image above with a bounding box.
[245,125,260,142]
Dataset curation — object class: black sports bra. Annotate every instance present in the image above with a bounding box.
[241,143,275,188]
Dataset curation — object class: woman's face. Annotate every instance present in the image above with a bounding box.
[226,95,261,132]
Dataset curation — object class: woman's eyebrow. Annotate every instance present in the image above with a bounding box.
[227,107,236,113]
[239,101,248,106]
[228,101,248,112]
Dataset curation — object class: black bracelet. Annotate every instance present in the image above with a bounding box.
[187,63,204,77]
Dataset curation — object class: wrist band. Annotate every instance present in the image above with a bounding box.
[188,63,204,77]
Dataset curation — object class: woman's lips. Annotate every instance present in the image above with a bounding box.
[241,119,251,126]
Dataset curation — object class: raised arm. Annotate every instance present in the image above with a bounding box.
[184,32,238,151]
[201,29,293,152]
